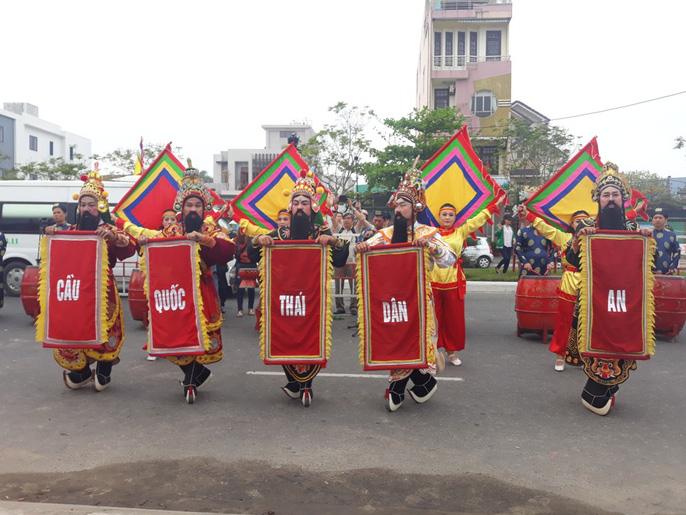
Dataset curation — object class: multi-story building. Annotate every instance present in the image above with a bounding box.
[0,103,91,176]
[417,0,512,172]
[212,123,315,199]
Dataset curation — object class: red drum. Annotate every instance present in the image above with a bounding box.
[514,275,561,344]
[128,269,149,327]
[20,266,41,319]
[653,275,686,339]
[238,267,259,289]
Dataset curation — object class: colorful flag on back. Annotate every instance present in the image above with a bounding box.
[230,143,332,231]
[133,137,144,175]
[417,126,508,228]
[525,138,648,231]
[112,144,224,230]
[525,138,603,232]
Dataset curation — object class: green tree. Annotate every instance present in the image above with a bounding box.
[92,142,185,177]
[299,102,375,196]
[1,154,89,180]
[362,106,466,193]
[623,170,681,211]
[499,119,578,186]
[675,136,686,155]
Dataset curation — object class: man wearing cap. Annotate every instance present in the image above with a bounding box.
[51,203,71,230]
[44,170,136,391]
[651,207,680,275]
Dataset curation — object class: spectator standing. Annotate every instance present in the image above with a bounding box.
[335,213,357,315]
[234,232,258,317]
[51,203,71,230]
[494,215,514,273]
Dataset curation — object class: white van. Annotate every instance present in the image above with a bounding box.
[0,178,137,296]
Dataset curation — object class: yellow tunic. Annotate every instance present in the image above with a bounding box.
[429,208,495,285]
[530,216,579,298]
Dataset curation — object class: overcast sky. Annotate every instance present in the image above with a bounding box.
[3,0,685,180]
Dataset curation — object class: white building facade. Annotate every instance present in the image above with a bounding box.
[212,123,315,199]
[0,103,91,176]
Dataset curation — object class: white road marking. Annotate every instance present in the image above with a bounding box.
[246,371,464,381]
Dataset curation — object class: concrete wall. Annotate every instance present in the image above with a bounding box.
[0,114,15,171]
[0,104,91,172]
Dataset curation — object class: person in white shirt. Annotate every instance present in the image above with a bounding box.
[494,214,514,274]
[335,213,358,315]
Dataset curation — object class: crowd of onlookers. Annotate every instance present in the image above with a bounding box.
[328,197,391,315]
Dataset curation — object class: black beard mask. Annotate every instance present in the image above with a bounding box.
[391,212,409,243]
[598,200,625,230]
[290,209,311,240]
[185,211,203,233]
[79,211,100,231]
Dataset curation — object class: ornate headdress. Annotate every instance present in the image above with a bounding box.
[390,158,426,212]
[173,159,213,213]
[592,162,631,202]
[73,163,109,214]
[283,169,325,213]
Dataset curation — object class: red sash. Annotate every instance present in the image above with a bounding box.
[143,238,206,356]
[260,241,332,365]
[579,230,656,360]
[357,243,430,370]
[38,232,108,348]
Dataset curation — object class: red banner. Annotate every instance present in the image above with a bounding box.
[143,238,206,356]
[357,244,430,370]
[259,241,332,365]
[579,231,656,360]
[38,232,107,348]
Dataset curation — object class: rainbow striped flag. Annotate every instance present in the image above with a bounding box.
[112,144,223,230]
[525,138,604,232]
[525,138,648,230]
[231,143,331,231]
[417,126,507,228]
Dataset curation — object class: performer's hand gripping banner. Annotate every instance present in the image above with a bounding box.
[579,231,656,360]
[36,232,109,348]
[142,237,207,356]
[259,241,333,365]
[357,243,432,370]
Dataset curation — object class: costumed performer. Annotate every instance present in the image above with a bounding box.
[572,163,653,415]
[44,170,136,391]
[250,171,348,407]
[431,199,503,366]
[651,207,680,275]
[517,205,590,371]
[137,163,235,403]
[355,166,457,412]
[514,215,556,276]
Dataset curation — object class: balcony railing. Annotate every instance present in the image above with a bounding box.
[433,54,510,69]
[434,0,511,10]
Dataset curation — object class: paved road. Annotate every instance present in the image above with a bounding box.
[0,291,684,514]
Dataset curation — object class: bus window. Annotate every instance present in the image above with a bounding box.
[0,203,55,234]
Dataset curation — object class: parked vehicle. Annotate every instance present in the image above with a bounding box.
[462,236,493,268]
[0,178,136,296]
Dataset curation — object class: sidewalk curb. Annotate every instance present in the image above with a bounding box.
[466,280,518,292]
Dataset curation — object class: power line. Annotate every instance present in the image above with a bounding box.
[467,90,686,131]
[550,90,686,121]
